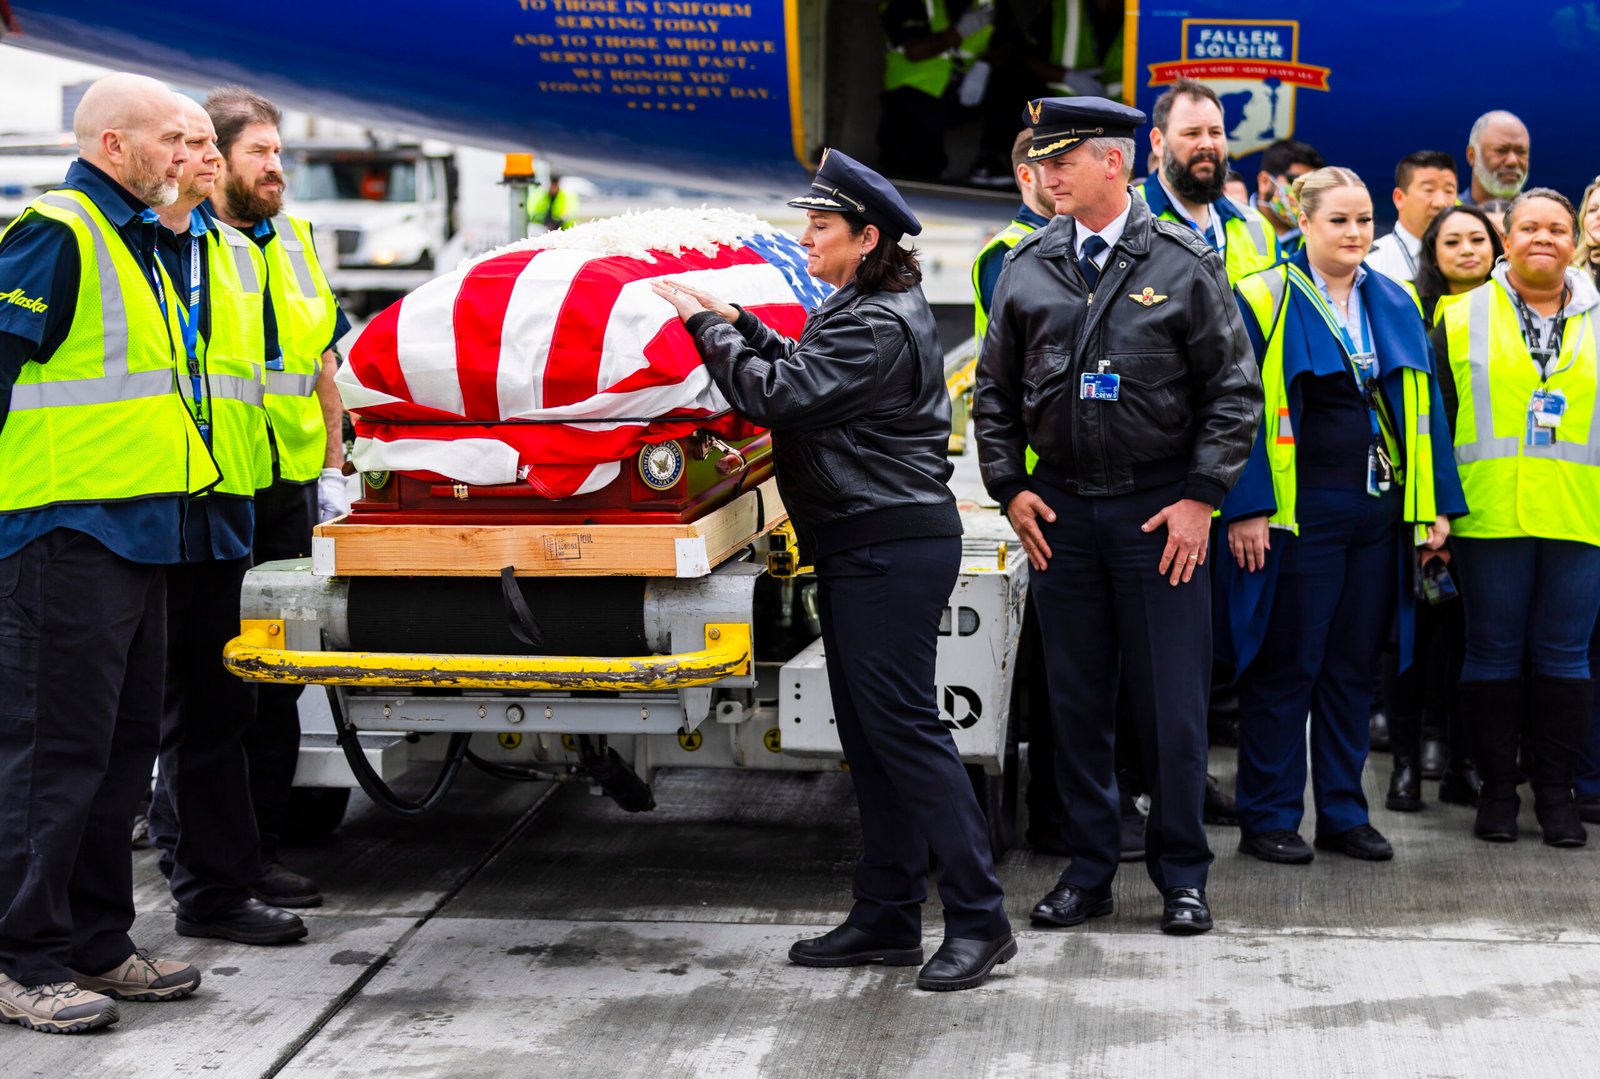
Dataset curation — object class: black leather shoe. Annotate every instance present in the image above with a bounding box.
[1238,829,1313,864]
[1420,737,1447,780]
[1474,789,1520,842]
[788,924,923,968]
[1203,774,1240,826]
[175,898,307,945]
[1438,766,1482,806]
[251,861,324,909]
[916,934,1017,991]
[1577,792,1600,825]
[1534,788,1588,849]
[1314,823,1394,861]
[1030,884,1113,927]
[1386,757,1423,812]
[1160,887,1213,935]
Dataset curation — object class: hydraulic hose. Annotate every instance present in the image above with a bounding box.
[328,686,470,816]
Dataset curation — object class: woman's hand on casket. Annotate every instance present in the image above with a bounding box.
[652,278,738,323]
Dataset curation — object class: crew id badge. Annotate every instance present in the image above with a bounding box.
[1081,372,1120,401]
[1528,387,1566,447]
[1366,443,1394,497]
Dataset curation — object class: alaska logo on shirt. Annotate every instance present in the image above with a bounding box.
[0,287,48,314]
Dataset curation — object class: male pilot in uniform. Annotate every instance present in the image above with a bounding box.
[973,97,1261,934]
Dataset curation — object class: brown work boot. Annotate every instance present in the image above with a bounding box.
[72,951,201,1002]
[0,974,119,1033]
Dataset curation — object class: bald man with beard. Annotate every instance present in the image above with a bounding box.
[0,73,209,1035]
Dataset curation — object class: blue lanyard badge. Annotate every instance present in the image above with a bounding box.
[175,237,209,442]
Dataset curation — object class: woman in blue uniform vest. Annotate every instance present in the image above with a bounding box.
[654,150,1014,991]
[1221,167,1467,865]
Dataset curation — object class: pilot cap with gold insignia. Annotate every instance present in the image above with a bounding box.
[788,148,921,240]
[1021,96,1147,161]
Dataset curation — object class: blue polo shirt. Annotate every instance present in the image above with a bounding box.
[1142,176,1246,254]
[239,216,351,372]
[975,203,1051,314]
[155,202,255,562]
[0,159,190,563]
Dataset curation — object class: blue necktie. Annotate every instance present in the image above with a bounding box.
[1080,235,1107,289]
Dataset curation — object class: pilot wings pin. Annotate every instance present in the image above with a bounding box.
[1128,287,1168,307]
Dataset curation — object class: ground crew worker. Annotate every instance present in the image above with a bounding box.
[142,97,306,947]
[0,73,212,1035]
[1252,139,1324,258]
[879,0,995,181]
[1367,151,1459,285]
[657,149,1014,991]
[974,97,1262,936]
[207,85,349,910]
[1433,188,1600,848]
[528,175,578,233]
[972,128,1053,341]
[1221,167,1464,866]
[1137,78,1277,285]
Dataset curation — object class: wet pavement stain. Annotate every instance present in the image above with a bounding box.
[331,950,381,966]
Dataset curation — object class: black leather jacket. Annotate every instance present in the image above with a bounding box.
[973,192,1262,510]
[687,281,960,561]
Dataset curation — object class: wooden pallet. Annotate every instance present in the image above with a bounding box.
[310,478,786,578]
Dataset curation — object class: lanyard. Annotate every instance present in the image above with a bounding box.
[1166,188,1225,255]
[173,237,206,425]
[1397,237,1418,278]
[1513,285,1570,379]
[1289,267,1395,445]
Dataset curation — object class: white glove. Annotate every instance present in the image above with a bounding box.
[317,467,352,522]
[958,60,991,108]
[954,4,993,39]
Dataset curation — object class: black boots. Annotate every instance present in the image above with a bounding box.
[1464,679,1525,841]
[1386,757,1422,812]
[1528,676,1591,848]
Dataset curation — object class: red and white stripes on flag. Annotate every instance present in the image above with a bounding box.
[337,210,821,498]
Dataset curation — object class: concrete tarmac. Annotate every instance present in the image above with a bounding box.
[7,753,1599,1078]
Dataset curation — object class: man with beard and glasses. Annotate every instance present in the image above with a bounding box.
[144,98,305,947]
[0,73,216,1035]
[200,86,350,917]
[1136,78,1277,286]
[1461,110,1530,208]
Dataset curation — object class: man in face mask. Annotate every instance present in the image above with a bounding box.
[1462,110,1530,207]
[1137,78,1278,285]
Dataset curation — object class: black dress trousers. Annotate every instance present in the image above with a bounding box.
[815,535,1010,945]
[0,529,165,985]
[147,554,260,918]
[1028,478,1215,894]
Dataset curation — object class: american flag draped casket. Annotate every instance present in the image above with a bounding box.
[335,208,833,500]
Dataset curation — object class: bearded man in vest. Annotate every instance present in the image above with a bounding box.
[0,73,216,1034]
[142,96,307,947]
[204,86,351,911]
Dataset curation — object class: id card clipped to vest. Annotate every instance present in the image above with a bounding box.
[1528,387,1567,447]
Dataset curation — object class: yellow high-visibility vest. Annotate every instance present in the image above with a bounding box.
[1136,181,1278,285]
[1442,278,1600,546]
[1235,263,1439,542]
[200,219,272,497]
[0,189,219,513]
[261,214,338,482]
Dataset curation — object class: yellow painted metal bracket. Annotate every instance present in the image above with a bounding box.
[223,620,752,690]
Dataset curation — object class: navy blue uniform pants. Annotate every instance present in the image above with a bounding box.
[817,536,1009,944]
[0,530,164,985]
[148,555,260,918]
[1236,486,1398,837]
[244,478,316,863]
[1030,479,1214,893]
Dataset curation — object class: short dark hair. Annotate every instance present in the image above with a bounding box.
[1151,78,1222,133]
[1395,151,1457,191]
[1260,139,1324,177]
[204,85,282,159]
[1507,186,1579,234]
[1010,128,1034,171]
[843,213,921,294]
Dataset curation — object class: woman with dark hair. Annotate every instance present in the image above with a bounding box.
[653,149,1014,992]
[1381,205,1504,812]
[1413,205,1504,324]
[1433,187,1600,847]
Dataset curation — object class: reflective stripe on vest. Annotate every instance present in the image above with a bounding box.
[1445,282,1600,545]
[971,219,1037,341]
[1135,183,1278,284]
[201,219,272,496]
[263,214,338,482]
[0,189,220,512]
[1236,264,1438,540]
